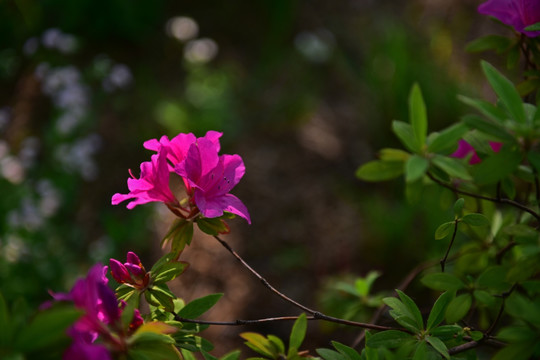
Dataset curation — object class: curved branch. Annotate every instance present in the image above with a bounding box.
[426,172,540,222]
[213,235,408,333]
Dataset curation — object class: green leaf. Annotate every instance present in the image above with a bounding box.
[497,326,538,342]
[473,290,497,307]
[365,330,413,348]
[15,306,81,352]
[473,147,522,185]
[481,61,526,124]
[316,348,346,360]
[153,262,189,284]
[409,83,427,148]
[445,294,472,323]
[129,342,182,360]
[151,251,182,274]
[240,333,276,358]
[453,198,465,217]
[427,123,468,154]
[459,96,508,123]
[525,22,540,31]
[354,271,381,297]
[146,285,175,312]
[465,35,513,53]
[427,291,454,331]
[289,313,307,353]
[492,343,536,360]
[383,296,421,333]
[267,335,285,355]
[162,219,194,253]
[431,155,472,180]
[476,266,511,292]
[392,120,420,153]
[425,336,449,360]
[197,217,230,236]
[430,325,462,340]
[461,213,490,227]
[355,160,404,182]
[462,114,515,142]
[220,350,242,360]
[177,293,223,319]
[396,290,424,331]
[405,155,428,182]
[412,341,428,360]
[331,341,361,360]
[421,273,465,292]
[434,221,455,240]
[379,148,411,162]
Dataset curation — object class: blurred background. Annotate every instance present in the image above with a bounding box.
[0,0,513,356]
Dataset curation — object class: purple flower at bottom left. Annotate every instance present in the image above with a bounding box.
[50,263,142,359]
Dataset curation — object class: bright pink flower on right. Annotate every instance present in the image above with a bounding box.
[478,0,540,37]
[175,136,251,224]
[452,140,502,164]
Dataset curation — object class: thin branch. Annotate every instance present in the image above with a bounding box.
[426,173,540,222]
[213,235,407,333]
[448,340,479,355]
[173,314,314,326]
[351,260,437,348]
[495,240,516,264]
[440,219,459,272]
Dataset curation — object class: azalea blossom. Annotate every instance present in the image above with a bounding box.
[112,147,178,209]
[50,264,135,359]
[478,0,540,37]
[113,131,250,224]
[143,131,222,171]
[451,139,502,164]
[175,136,251,224]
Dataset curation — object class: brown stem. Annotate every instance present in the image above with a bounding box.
[213,236,407,332]
[426,173,540,222]
[440,219,459,272]
[173,313,314,325]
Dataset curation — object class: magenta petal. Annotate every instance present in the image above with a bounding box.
[126,251,141,266]
[109,259,130,283]
[478,0,540,37]
[64,332,112,360]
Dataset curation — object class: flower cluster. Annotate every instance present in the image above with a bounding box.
[51,264,144,359]
[479,0,540,37]
[112,131,251,224]
[109,252,149,290]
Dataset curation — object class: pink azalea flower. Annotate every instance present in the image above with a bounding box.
[143,131,222,171]
[478,0,540,37]
[112,147,178,209]
[451,139,502,164]
[175,136,251,224]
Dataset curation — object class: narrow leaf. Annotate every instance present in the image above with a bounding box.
[427,123,468,154]
[426,336,450,360]
[392,120,420,153]
[481,61,526,124]
[427,291,454,330]
[409,83,427,148]
[289,313,307,352]
[421,273,465,292]
[461,213,490,227]
[366,330,413,348]
[435,221,455,240]
[445,294,472,323]
[177,294,223,319]
[356,160,404,182]
[396,290,424,331]
[405,155,429,182]
[432,155,472,180]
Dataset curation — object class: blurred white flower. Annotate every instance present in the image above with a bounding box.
[184,38,218,64]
